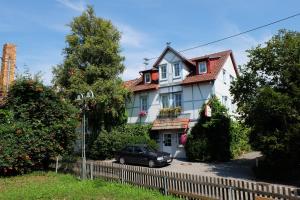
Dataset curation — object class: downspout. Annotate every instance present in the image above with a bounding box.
[191,84,195,120]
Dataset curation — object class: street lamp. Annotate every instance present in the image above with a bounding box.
[76,90,94,179]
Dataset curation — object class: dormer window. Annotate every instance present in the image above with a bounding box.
[144,73,151,83]
[198,61,207,74]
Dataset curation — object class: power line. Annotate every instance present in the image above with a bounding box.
[148,12,300,60]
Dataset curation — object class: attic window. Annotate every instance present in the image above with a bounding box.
[198,61,207,74]
[144,73,151,83]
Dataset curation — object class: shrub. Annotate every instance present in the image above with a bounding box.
[89,124,157,159]
[186,96,232,162]
[230,121,251,158]
[0,76,78,176]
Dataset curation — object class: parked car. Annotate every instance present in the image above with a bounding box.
[115,144,172,168]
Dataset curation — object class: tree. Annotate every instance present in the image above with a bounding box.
[0,75,78,175]
[52,6,130,148]
[186,96,232,162]
[230,30,300,180]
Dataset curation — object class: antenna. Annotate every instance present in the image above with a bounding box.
[166,42,171,46]
[143,58,149,70]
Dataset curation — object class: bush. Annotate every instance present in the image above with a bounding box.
[230,121,251,158]
[186,96,232,162]
[0,76,78,176]
[89,124,157,160]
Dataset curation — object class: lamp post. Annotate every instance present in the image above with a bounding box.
[76,90,94,180]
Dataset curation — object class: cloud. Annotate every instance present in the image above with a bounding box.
[56,0,86,12]
[116,23,148,48]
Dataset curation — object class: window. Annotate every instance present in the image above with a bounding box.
[173,63,181,78]
[222,96,228,107]
[173,93,182,107]
[160,64,167,80]
[124,146,134,153]
[161,94,169,108]
[140,96,148,111]
[230,75,234,83]
[163,134,172,146]
[134,146,144,153]
[223,69,227,84]
[198,61,207,74]
[144,73,151,83]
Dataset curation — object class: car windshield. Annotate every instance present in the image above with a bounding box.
[143,146,157,152]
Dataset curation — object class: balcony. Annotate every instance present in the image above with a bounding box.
[157,107,190,119]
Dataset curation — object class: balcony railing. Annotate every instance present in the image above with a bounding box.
[157,107,191,119]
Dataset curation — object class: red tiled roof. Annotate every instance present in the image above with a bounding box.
[182,50,233,85]
[152,118,189,130]
[124,49,238,92]
[124,77,158,92]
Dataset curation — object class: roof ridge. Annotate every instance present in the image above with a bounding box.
[189,49,232,61]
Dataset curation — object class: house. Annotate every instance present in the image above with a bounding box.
[124,46,238,159]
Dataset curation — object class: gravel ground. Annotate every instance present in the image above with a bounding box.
[99,151,262,181]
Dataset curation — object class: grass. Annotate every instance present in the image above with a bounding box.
[0,172,177,200]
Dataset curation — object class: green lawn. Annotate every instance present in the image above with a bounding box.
[0,172,177,200]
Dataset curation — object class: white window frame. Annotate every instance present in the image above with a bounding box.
[173,62,181,79]
[144,73,151,83]
[173,93,182,108]
[140,96,148,111]
[159,64,167,81]
[161,94,169,108]
[198,61,207,74]
[223,69,227,84]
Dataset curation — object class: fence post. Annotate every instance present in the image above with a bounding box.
[55,156,59,173]
[121,166,124,184]
[90,162,93,180]
[228,186,233,200]
[163,176,168,195]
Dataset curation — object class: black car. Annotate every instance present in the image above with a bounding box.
[115,144,172,168]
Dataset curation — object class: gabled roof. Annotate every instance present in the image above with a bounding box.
[124,48,238,92]
[152,46,195,70]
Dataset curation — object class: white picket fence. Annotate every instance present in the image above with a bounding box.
[58,160,300,200]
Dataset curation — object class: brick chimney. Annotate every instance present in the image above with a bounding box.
[0,43,16,97]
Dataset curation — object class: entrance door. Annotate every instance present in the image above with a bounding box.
[163,133,172,155]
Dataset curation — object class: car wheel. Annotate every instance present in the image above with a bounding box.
[148,160,155,168]
[119,157,125,164]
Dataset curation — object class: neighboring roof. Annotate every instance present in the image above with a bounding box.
[124,48,238,92]
[124,77,158,92]
[152,46,195,69]
[152,118,189,130]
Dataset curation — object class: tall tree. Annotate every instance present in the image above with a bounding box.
[230,30,300,179]
[53,6,130,141]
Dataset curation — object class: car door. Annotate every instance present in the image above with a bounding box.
[122,146,134,164]
[133,146,148,165]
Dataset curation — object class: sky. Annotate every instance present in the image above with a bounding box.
[0,0,299,85]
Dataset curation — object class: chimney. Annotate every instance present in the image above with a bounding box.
[0,43,16,97]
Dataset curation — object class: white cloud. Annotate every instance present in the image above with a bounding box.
[56,0,86,12]
[116,23,148,48]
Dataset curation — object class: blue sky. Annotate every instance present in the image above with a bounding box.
[0,0,299,85]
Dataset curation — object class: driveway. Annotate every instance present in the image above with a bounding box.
[159,151,262,180]
[99,151,262,181]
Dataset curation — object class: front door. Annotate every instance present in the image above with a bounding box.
[163,133,172,155]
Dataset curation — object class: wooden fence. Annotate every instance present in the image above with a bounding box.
[61,160,300,200]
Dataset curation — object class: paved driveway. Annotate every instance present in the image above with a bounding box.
[100,151,262,181]
[159,151,262,181]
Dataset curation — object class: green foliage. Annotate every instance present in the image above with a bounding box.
[0,76,78,176]
[230,30,300,179]
[52,6,131,146]
[230,121,251,158]
[186,96,232,162]
[186,96,250,161]
[89,124,157,159]
[0,172,177,200]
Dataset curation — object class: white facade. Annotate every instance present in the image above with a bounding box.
[126,48,238,159]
